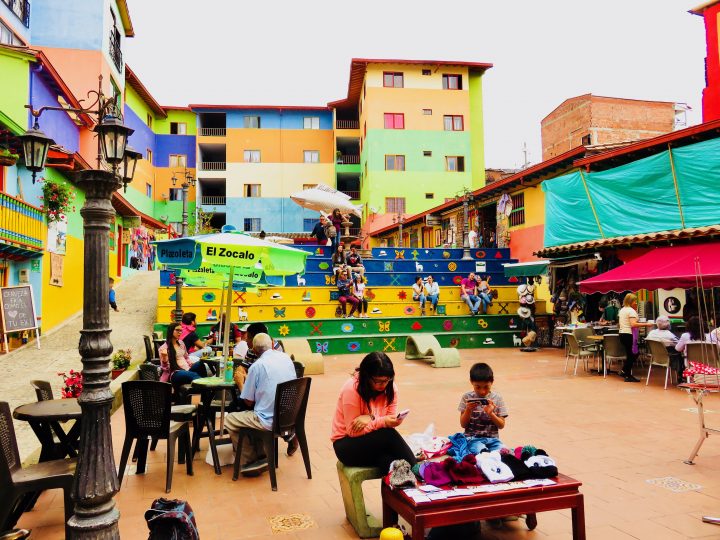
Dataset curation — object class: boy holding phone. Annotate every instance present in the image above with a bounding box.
[458,362,508,453]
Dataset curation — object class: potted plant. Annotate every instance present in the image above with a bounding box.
[58,369,83,398]
[111,348,132,379]
[0,147,19,167]
[39,179,76,222]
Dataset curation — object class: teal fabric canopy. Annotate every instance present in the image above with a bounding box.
[542,137,720,248]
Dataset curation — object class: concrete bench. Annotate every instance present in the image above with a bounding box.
[336,461,384,538]
[405,334,461,368]
[279,338,324,375]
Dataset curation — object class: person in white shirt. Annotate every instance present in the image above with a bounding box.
[352,274,369,318]
[424,275,440,313]
[411,276,427,316]
[618,293,654,382]
[468,229,478,249]
[645,316,678,347]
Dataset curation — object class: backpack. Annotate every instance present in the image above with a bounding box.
[324,223,337,239]
[145,498,199,540]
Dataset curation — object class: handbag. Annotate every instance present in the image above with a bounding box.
[145,498,199,540]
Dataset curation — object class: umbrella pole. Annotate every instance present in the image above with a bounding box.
[219,265,234,438]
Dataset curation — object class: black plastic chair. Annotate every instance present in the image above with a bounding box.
[29,380,53,402]
[143,335,160,364]
[232,377,312,490]
[0,402,75,536]
[293,361,305,379]
[138,363,161,381]
[118,381,193,493]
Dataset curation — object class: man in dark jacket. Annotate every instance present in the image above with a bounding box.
[310,214,328,245]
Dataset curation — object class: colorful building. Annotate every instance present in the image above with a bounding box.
[692,1,720,121]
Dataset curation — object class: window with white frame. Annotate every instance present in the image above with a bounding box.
[244,184,261,197]
[386,197,406,214]
[244,116,261,128]
[169,154,187,168]
[303,150,319,163]
[244,150,261,163]
[303,117,320,129]
[169,188,183,201]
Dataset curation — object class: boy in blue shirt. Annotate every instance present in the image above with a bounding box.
[109,277,119,312]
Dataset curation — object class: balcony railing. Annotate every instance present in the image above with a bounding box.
[199,161,226,171]
[0,193,44,250]
[3,0,30,27]
[340,190,360,200]
[336,120,359,129]
[336,154,359,164]
[201,195,226,206]
[199,127,227,137]
[109,31,123,72]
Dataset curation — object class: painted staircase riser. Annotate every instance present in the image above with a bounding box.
[292,245,511,260]
[304,259,517,273]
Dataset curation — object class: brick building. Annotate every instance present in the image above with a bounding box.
[540,94,677,161]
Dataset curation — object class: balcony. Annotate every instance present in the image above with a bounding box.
[336,120,359,129]
[201,195,226,206]
[109,32,122,72]
[3,0,30,27]
[340,190,360,200]
[0,193,44,251]
[199,128,226,137]
[336,154,359,165]
[199,162,226,171]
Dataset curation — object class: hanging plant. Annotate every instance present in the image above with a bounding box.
[39,179,76,222]
[0,147,19,166]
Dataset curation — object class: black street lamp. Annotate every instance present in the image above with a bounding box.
[171,169,196,323]
[20,75,136,539]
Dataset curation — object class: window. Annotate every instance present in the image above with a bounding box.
[145,183,152,198]
[146,148,153,164]
[244,116,261,128]
[169,188,183,201]
[386,197,406,214]
[169,154,187,168]
[509,192,526,227]
[425,193,434,199]
[385,155,405,171]
[383,72,404,88]
[443,115,464,131]
[243,218,261,232]
[422,69,432,76]
[303,150,319,163]
[302,183,316,190]
[422,109,432,115]
[170,122,187,135]
[244,184,261,197]
[383,113,405,129]
[581,133,592,145]
[146,113,153,127]
[244,150,261,163]
[303,116,320,129]
[0,19,22,45]
[442,74,463,90]
[423,150,432,157]
[446,156,465,172]
[303,218,316,232]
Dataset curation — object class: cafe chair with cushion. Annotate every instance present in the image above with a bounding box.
[646,339,676,390]
[564,334,595,376]
[602,335,625,378]
[29,380,53,402]
[118,381,193,493]
[0,402,75,536]
[232,377,312,491]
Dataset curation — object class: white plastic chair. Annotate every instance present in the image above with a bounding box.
[646,339,676,390]
[602,334,625,378]
[564,333,595,375]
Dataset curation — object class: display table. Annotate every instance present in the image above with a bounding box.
[381,474,585,540]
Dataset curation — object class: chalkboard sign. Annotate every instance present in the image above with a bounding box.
[0,286,38,333]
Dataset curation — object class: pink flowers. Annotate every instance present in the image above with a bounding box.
[39,178,76,222]
[58,369,83,398]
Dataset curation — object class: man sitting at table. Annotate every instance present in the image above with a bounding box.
[208,313,243,346]
[225,333,297,476]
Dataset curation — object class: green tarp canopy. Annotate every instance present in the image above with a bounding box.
[542,137,720,248]
[503,261,549,277]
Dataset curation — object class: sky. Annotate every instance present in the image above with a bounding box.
[124,0,707,169]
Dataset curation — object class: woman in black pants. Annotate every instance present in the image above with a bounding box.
[330,352,416,471]
[618,293,654,382]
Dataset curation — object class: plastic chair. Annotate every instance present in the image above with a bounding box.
[138,363,161,381]
[646,339,676,389]
[143,335,160,364]
[686,342,720,370]
[602,335,625,377]
[293,361,305,379]
[29,380,53,402]
[564,333,595,375]
[232,377,312,491]
[118,381,193,493]
[0,402,75,536]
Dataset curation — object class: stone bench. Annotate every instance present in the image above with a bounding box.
[336,461,384,538]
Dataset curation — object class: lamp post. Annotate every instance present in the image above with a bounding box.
[171,170,196,323]
[392,213,405,248]
[462,191,474,260]
[20,75,138,539]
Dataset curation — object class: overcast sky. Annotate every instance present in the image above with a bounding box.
[124,0,707,169]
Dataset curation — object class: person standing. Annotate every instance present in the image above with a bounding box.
[310,214,328,245]
[618,293,654,382]
[330,208,348,254]
[109,277,119,312]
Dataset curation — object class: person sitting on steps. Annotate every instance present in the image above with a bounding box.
[412,275,427,316]
[460,272,482,315]
[337,268,359,318]
[424,274,440,313]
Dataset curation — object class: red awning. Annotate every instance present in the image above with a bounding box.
[578,242,720,293]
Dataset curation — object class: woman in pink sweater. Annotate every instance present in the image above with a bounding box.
[331,352,416,471]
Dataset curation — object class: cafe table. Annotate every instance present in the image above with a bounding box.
[191,376,237,475]
[13,398,82,462]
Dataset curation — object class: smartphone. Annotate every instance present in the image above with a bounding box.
[467,397,489,406]
[397,409,410,420]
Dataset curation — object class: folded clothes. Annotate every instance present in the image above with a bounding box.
[476,452,513,484]
[447,454,485,484]
[422,460,453,486]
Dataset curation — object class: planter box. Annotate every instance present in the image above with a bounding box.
[111,368,126,380]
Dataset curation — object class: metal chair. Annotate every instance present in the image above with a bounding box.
[118,381,193,493]
[646,339,676,389]
[564,334,595,375]
[0,402,75,536]
[232,377,312,491]
[602,335,625,378]
[29,380,53,402]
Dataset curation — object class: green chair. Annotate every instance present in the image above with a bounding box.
[405,334,461,368]
[336,461,384,538]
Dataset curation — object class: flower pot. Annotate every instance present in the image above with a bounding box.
[111,368,126,380]
[0,155,18,167]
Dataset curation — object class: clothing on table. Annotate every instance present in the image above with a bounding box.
[310,221,327,244]
[446,432,504,460]
[457,390,508,439]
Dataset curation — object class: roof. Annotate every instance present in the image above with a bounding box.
[116,0,135,37]
[573,118,720,171]
[112,192,169,230]
[328,57,493,110]
[188,104,330,111]
[125,65,167,118]
[542,93,676,125]
[535,225,720,258]
[34,51,94,128]
[690,0,720,14]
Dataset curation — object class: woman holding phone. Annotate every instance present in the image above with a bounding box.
[331,352,416,471]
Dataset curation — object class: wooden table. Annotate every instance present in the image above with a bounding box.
[191,377,237,475]
[13,398,82,462]
[381,474,585,540]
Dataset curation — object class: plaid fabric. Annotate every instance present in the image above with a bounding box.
[684,361,720,387]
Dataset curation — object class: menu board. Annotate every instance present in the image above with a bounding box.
[0,285,38,333]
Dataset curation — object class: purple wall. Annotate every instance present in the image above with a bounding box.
[155,135,196,168]
[124,105,156,163]
[29,68,80,153]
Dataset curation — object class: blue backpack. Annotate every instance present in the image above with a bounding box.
[145,498,199,540]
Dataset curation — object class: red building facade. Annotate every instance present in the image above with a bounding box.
[693,1,720,121]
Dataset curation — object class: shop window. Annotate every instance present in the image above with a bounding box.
[445,156,465,172]
[244,150,261,163]
[244,116,261,128]
[443,115,464,131]
[170,122,187,135]
[383,72,404,88]
[442,74,462,90]
[384,113,404,129]
[244,184,261,197]
[244,218,261,232]
[169,154,187,167]
[509,192,526,227]
[386,197,406,214]
[385,155,405,171]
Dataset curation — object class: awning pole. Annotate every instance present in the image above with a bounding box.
[579,170,605,238]
[667,145,686,229]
